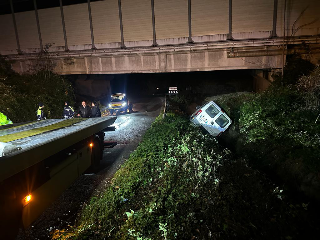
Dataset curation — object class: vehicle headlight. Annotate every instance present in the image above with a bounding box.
[122,102,127,107]
[108,104,112,108]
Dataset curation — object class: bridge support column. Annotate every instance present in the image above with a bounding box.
[271,0,278,38]
[228,0,233,40]
[151,0,157,46]
[252,69,279,92]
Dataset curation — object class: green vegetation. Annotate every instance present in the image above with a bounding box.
[54,103,319,239]
[273,54,315,86]
[239,86,319,164]
[208,65,320,202]
[53,55,320,239]
[0,55,74,122]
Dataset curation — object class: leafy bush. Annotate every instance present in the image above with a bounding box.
[54,114,320,240]
[239,86,320,160]
[235,82,320,205]
[52,56,320,240]
[273,54,315,86]
[297,66,320,111]
[0,56,74,122]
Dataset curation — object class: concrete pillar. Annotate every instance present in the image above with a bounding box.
[252,70,272,92]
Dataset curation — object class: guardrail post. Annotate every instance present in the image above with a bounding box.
[87,0,96,49]
[59,0,69,51]
[9,0,21,54]
[227,0,233,40]
[151,0,157,46]
[188,0,193,43]
[118,0,125,48]
[33,0,43,51]
[271,0,278,38]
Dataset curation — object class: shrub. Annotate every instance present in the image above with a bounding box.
[273,54,315,86]
[54,113,320,240]
[297,66,320,111]
[0,56,75,122]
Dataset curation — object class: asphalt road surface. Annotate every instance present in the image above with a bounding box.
[16,96,164,240]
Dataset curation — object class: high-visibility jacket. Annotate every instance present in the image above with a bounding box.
[63,105,75,119]
[0,112,13,126]
[37,107,45,120]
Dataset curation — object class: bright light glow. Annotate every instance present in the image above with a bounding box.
[110,116,131,130]
[24,194,32,206]
[89,143,93,147]
[108,104,112,108]
[122,102,127,107]
[121,119,131,128]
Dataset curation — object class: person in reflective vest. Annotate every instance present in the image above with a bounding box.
[63,102,75,119]
[0,112,12,126]
[37,103,46,121]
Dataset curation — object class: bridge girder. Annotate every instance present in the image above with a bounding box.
[8,36,320,75]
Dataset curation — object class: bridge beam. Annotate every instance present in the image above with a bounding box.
[9,38,320,75]
[11,47,283,75]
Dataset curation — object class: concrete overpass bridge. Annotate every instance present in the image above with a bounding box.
[0,0,319,77]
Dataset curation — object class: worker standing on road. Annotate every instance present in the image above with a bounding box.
[63,102,75,119]
[77,101,90,118]
[37,103,46,121]
[90,102,101,118]
[0,112,12,125]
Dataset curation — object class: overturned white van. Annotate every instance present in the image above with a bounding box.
[190,101,232,137]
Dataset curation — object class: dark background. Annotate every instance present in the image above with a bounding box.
[0,0,103,15]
